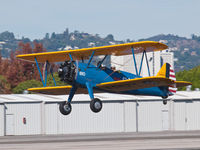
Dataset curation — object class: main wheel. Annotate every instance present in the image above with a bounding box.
[90,98,102,113]
[59,101,72,115]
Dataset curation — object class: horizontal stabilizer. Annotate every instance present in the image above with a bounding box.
[175,81,192,88]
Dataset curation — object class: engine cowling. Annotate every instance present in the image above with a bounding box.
[58,61,76,84]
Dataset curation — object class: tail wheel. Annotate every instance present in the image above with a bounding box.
[163,100,167,105]
[162,96,168,105]
[90,98,102,113]
[59,101,72,115]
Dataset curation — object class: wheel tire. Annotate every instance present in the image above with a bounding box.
[90,98,102,113]
[59,101,72,115]
[163,100,167,105]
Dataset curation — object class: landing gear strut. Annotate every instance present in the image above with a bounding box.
[90,98,102,113]
[59,84,77,115]
[59,101,72,115]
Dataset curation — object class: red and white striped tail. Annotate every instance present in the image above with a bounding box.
[168,66,177,95]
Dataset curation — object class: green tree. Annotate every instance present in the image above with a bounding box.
[12,73,66,94]
[176,65,200,90]
[46,73,66,87]
[12,80,42,94]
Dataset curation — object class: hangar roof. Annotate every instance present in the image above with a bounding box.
[0,91,200,103]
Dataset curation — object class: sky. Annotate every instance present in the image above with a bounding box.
[0,0,200,40]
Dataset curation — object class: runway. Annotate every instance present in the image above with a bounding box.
[1,131,200,150]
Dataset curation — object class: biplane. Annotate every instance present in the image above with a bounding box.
[16,41,191,115]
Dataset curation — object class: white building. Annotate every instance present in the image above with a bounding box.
[160,51,174,70]
[111,50,174,76]
[0,92,200,136]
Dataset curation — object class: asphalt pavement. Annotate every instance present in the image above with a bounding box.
[1,131,200,150]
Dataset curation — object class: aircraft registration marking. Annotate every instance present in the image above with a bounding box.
[79,71,86,76]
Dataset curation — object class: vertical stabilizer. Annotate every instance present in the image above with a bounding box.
[156,63,170,78]
[157,63,177,95]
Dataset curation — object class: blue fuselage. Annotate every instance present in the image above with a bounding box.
[74,62,168,97]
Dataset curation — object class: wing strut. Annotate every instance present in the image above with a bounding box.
[35,57,57,87]
[131,49,150,77]
[144,50,151,76]
[138,50,145,76]
[86,51,95,69]
[97,55,108,68]
[44,61,48,86]
[69,53,73,61]
[35,57,45,86]
[131,47,139,76]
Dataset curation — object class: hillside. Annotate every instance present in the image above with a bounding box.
[0,29,123,57]
[140,34,200,71]
[0,29,200,71]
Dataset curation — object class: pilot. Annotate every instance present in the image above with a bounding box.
[97,61,106,70]
[110,66,116,72]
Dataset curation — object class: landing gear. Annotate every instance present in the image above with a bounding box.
[90,98,102,113]
[163,100,167,105]
[162,96,168,105]
[59,101,72,115]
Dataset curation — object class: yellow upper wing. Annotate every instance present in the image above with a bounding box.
[16,41,168,63]
[96,76,174,92]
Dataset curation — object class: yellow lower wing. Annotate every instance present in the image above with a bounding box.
[96,76,174,92]
[27,78,191,95]
[28,86,88,95]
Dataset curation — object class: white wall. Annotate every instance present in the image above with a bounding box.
[186,101,200,130]
[137,100,169,132]
[173,100,200,131]
[45,101,137,135]
[5,102,42,135]
[124,101,137,132]
[45,101,124,134]
[0,103,4,136]
[111,54,142,75]
[1,97,200,136]
[44,103,58,134]
[160,52,174,69]
[111,51,161,77]
[142,51,160,77]
[173,101,186,130]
